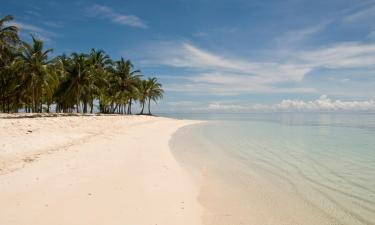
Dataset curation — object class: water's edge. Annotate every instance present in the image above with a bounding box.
[169,119,375,225]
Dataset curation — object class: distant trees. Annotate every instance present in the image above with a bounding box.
[0,15,163,115]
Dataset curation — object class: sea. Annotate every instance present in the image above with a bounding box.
[165,113,375,225]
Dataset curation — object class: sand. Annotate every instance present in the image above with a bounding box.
[0,114,202,225]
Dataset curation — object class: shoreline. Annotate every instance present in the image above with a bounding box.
[170,119,375,225]
[0,115,203,225]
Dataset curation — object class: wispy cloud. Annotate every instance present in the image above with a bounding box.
[41,21,64,28]
[85,4,147,28]
[298,42,375,69]
[275,24,327,46]
[344,4,375,23]
[144,41,311,80]
[25,10,42,17]
[192,32,209,38]
[141,40,375,95]
[8,21,57,42]
[368,30,375,39]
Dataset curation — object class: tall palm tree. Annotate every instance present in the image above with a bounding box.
[111,58,141,114]
[0,15,165,115]
[87,48,111,113]
[19,36,56,112]
[53,53,73,112]
[0,15,19,112]
[138,79,149,115]
[56,52,89,113]
[146,77,164,115]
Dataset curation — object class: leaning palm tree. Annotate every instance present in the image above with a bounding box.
[19,36,56,112]
[0,15,19,63]
[0,15,18,39]
[146,77,164,115]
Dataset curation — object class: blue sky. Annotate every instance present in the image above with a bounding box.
[2,0,375,112]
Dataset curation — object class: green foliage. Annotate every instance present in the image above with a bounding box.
[0,15,164,114]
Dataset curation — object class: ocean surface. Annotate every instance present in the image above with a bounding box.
[167,113,375,225]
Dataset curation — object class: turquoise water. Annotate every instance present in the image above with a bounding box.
[169,113,375,225]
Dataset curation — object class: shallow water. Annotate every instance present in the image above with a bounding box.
[169,113,375,225]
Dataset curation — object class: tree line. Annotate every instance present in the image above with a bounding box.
[0,15,164,114]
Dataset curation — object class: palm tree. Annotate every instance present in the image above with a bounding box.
[87,48,111,113]
[111,58,141,114]
[138,79,149,115]
[146,77,164,115]
[56,52,89,113]
[19,36,56,112]
[0,15,19,62]
[0,15,19,112]
[0,15,165,115]
[53,53,73,112]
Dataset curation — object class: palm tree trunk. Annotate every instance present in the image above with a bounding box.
[83,100,87,113]
[1,96,4,112]
[7,99,10,113]
[32,88,36,113]
[127,98,132,114]
[148,98,151,115]
[113,104,119,114]
[90,102,94,113]
[110,102,114,113]
[140,101,145,114]
[76,98,80,113]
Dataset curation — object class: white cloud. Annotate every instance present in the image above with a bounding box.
[8,21,56,42]
[344,4,375,22]
[254,95,375,112]
[299,42,375,69]
[176,95,375,113]
[144,41,311,80]
[276,24,327,45]
[141,40,375,95]
[86,4,147,28]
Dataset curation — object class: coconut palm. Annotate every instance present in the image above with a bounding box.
[0,15,19,112]
[87,48,111,113]
[19,36,56,112]
[56,52,89,113]
[0,15,18,41]
[111,58,141,114]
[138,79,149,115]
[53,53,74,112]
[1,15,165,115]
[0,15,19,64]
[146,77,163,115]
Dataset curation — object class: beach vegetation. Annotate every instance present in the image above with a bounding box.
[0,15,163,115]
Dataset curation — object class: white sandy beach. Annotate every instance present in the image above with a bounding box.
[0,114,202,225]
